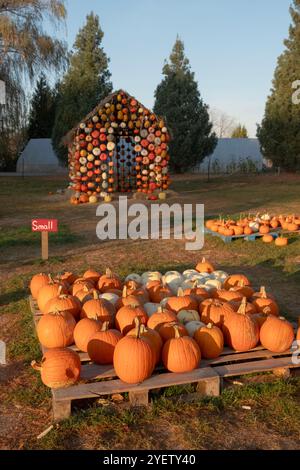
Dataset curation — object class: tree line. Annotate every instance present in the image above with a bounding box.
[1,0,300,172]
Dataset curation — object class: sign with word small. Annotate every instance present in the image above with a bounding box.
[32,219,58,260]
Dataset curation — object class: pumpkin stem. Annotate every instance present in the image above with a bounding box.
[31,360,42,371]
[58,285,63,296]
[177,287,184,297]
[93,290,99,300]
[133,316,142,339]
[262,306,271,315]
[279,316,286,321]
[193,281,198,289]
[173,324,181,339]
[101,321,110,332]
[122,286,128,298]
[207,323,214,329]
[202,257,206,263]
[106,268,112,278]
[260,286,267,299]
[238,297,247,315]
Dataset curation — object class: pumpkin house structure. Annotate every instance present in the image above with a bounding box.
[63,90,171,204]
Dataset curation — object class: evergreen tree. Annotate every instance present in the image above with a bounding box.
[28,74,57,138]
[257,0,300,170]
[52,12,112,163]
[231,124,248,138]
[154,37,217,173]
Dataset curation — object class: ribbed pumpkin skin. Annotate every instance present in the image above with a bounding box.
[149,285,173,303]
[83,269,101,284]
[260,317,294,353]
[38,348,81,388]
[44,295,81,319]
[74,318,102,352]
[30,273,50,299]
[127,327,162,365]
[158,322,188,343]
[195,258,214,273]
[194,324,224,359]
[147,310,177,331]
[116,295,143,310]
[37,312,76,348]
[213,289,243,303]
[252,296,279,316]
[223,274,251,290]
[113,336,155,383]
[297,326,300,342]
[37,284,67,313]
[74,287,93,304]
[252,313,268,330]
[162,336,201,373]
[81,298,115,326]
[183,287,210,301]
[166,295,198,314]
[87,329,122,364]
[115,306,148,334]
[72,280,93,296]
[200,300,235,328]
[98,273,123,293]
[222,312,259,351]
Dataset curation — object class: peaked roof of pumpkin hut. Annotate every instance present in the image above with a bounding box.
[62,89,165,146]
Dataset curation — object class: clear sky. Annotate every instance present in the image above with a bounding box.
[61,0,292,137]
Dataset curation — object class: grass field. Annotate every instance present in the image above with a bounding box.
[0,173,300,450]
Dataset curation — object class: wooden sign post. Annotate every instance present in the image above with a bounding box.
[31,219,58,260]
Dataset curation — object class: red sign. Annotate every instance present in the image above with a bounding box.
[31,219,58,233]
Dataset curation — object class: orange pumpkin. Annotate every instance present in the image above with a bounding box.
[252,286,279,316]
[73,318,102,352]
[44,293,81,320]
[275,237,288,247]
[36,310,76,349]
[158,321,188,342]
[200,299,235,328]
[115,305,148,335]
[87,322,122,364]
[223,274,251,290]
[113,319,155,383]
[195,257,215,273]
[81,291,115,326]
[98,268,123,292]
[147,307,177,331]
[127,320,162,365]
[194,323,224,359]
[30,273,50,299]
[222,301,259,351]
[31,348,81,388]
[166,288,198,313]
[37,283,68,313]
[83,269,101,284]
[260,316,294,353]
[162,325,201,373]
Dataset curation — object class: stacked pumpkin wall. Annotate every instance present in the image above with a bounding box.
[68,90,171,203]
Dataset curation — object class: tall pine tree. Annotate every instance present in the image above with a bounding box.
[52,12,112,163]
[257,0,300,170]
[28,74,57,139]
[154,37,217,173]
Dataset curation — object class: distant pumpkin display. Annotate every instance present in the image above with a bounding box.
[66,90,171,202]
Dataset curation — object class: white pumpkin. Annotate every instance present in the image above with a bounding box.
[162,271,183,294]
[185,321,206,337]
[125,273,142,284]
[182,269,201,279]
[144,302,160,317]
[249,221,259,233]
[141,271,162,285]
[261,213,271,222]
[160,297,171,308]
[212,270,229,282]
[205,279,222,290]
[177,310,200,325]
[99,293,120,306]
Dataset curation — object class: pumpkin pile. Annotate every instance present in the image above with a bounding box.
[68,90,170,204]
[30,259,296,389]
[206,212,300,244]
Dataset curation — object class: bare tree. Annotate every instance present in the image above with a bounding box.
[209,108,237,138]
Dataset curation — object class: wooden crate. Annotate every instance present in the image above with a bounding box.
[204,227,281,244]
[29,296,300,421]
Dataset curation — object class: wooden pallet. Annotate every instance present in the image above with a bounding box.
[204,228,281,243]
[29,296,300,421]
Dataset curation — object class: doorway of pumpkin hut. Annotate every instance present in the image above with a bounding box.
[112,133,137,193]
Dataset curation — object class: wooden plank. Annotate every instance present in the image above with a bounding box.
[201,348,292,367]
[80,363,116,381]
[196,376,220,396]
[53,367,219,401]
[214,357,299,378]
